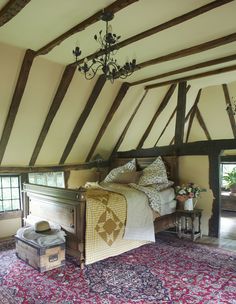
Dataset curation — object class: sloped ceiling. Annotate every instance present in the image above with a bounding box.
[0,0,236,168]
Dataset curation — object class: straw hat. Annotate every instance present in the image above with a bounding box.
[34,220,51,233]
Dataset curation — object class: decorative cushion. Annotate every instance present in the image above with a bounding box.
[150,180,174,191]
[103,158,136,183]
[138,156,168,186]
[109,171,142,184]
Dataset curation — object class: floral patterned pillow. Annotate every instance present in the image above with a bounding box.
[150,180,174,191]
[138,156,168,186]
[103,158,136,183]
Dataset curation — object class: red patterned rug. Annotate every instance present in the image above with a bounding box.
[0,234,236,304]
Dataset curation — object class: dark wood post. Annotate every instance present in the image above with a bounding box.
[175,81,187,146]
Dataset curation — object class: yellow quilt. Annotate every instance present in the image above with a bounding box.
[85,188,148,265]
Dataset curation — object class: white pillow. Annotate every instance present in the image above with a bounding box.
[138,156,168,186]
[103,158,136,183]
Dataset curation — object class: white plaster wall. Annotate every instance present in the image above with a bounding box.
[178,155,214,236]
[0,218,21,239]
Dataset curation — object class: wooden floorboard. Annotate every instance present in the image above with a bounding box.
[196,210,236,252]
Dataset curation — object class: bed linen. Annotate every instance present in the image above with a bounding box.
[85,182,155,242]
[85,188,149,265]
[84,182,176,265]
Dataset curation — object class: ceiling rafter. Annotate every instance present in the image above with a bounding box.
[145,63,236,89]
[155,107,177,146]
[59,75,106,165]
[36,0,138,56]
[155,85,191,146]
[29,65,76,166]
[136,32,236,73]
[132,53,236,86]
[0,49,35,165]
[0,160,109,173]
[196,107,212,140]
[110,89,148,157]
[222,84,236,138]
[169,85,192,145]
[186,89,202,143]
[0,0,31,26]
[175,82,187,146]
[68,0,232,68]
[136,84,177,149]
[86,82,130,162]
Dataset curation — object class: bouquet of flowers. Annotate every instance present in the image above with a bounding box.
[175,182,206,202]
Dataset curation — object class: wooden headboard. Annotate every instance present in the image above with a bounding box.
[110,156,179,184]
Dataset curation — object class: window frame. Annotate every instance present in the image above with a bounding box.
[28,171,65,188]
[0,174,23,220]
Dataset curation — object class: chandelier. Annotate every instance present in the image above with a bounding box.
[72,11,136,83]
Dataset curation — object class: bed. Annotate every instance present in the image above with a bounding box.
[22,155,178,267]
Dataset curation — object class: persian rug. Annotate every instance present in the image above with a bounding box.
[0,234,235,304]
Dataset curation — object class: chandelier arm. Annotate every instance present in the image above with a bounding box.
[73,11,136,83]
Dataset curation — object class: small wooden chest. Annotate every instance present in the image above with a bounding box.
[15,236,65,272]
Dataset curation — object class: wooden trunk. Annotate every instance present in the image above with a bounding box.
[15,236,65,272]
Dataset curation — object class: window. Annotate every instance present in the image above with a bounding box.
[0,175,21,212]
[28,172,65,188]
[221,163,236,188]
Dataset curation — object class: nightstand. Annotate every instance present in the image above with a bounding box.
[176,209,203,241]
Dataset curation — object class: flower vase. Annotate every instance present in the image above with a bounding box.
[184,198,194,211]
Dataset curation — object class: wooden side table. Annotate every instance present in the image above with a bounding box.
[176,209,203,241]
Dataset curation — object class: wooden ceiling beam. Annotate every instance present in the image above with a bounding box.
[169,85,192,145]
[0,49,35,164]
[175,82,187,146]
[186,89,202,143]
[222,84,236,138]
[111,89,148,157]
[132,53,236,86]
[36,0,138,56]
[117,139,236,158]
[86,82,130,162]
[59,75,106,165]
[196,107,212,140]
[68,0,233,68]
[0,0,31,26]
[136,84,177,149]
[29,65,76,166]
[145,64,236,89]
[155,85,191,146]
[0,160,109,173]
[155,107,177,146]
[137,32,236,72]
